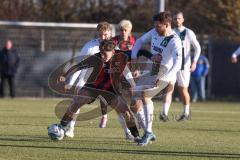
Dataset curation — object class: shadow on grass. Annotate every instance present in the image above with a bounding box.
[0,135,129,146]
[0,142,239,159]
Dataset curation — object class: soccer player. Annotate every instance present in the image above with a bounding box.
[112,19,135,51]
[231,46,240,63]
[131,11,182,146]
[49,39,140,141]
[160,11,201,122]
[65,22,134,140]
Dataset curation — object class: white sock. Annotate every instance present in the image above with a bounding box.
[69,108,80,129]
[183,104,190,116]
[162,102,171,116]
[102,114,108,118]
[118,114,130,134]
[136,107,146,130]
[143,102,154,133]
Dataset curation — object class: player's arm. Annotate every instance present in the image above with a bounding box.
[131,29,153,77]
[122,66,136,87]
[231,47,240,63]
[67,43,94,87]
[189,30,201,71]
[60,55,98,83]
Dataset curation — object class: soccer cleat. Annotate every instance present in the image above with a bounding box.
[65,127,74,138]
[159,114,169,122]
[134,136,142,143]
[99,116,108,128]
[137,131,156,146]
[125,131,135,140]
[177,114,190,121]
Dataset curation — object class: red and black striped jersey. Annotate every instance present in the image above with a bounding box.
[112,35,135,51]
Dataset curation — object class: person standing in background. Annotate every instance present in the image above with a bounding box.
[190,53,210,102]
[0,40,20,98]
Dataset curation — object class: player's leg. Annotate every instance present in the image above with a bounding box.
[114,97,140,140]
[60,89,94,128]
[130,99,145,130]
[64,109,80,138]
[161,85,174,122]
[52,87,96,140]
[160,72,176,122]
[99,100,108,128]
[137,95,156,146]
[176,70,191,121]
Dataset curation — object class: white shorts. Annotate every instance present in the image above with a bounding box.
[133,66,171,98]
[176,69,191,87]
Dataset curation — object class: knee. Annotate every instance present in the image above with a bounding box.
[130,99,143,113]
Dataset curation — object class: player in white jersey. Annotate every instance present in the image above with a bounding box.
[231,47,240,63]
[65,22,135,140]
[131,11,182,146]
[160,11,201,122]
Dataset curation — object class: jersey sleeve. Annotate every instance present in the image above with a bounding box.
[188,29,201,62]
[80,42,91,56]
[131,29,153,58]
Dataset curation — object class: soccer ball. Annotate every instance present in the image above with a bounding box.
[47,124,65,141]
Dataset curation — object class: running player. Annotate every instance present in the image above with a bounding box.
[131,11,182,146]
[49,39,140,141]
[64,22,134,140]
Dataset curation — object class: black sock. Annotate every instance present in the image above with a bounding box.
[128,126,139,137]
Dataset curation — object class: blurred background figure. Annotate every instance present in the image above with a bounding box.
[112,19,135,51]
[0,40,20,98]
[190,52,210,102]
[231,46,240,63]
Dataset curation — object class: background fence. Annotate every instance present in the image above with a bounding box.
[0,21,239,99]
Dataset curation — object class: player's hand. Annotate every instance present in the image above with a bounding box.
[231,57,238,63]
[151,54,162,63]
[59,76,66,82]
[133,70,140,78]
[190,61,197,72]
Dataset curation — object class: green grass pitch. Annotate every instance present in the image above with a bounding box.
[0,98,239,160]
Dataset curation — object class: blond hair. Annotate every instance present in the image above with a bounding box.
[119,19,132,30]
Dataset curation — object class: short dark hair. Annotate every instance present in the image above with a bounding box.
[152,11,172,24]
[174,10,184,16]
[99,39,115,52]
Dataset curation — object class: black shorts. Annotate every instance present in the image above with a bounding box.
[78,84,117,106]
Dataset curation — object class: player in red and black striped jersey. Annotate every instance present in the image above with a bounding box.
[112,20,135,51]
[57,40,140,140]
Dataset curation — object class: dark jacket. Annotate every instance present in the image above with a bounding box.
[0,47,20,76]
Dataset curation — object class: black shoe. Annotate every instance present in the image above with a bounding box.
[177,114,190,121]
[159,114,169,122]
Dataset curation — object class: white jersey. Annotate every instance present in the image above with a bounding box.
[173,26,201,70]
[232,47,240,58]
[69,38,102,86]
[78,38,101,56]
[132,28,182,82]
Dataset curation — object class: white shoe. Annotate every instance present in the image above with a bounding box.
[65,128,74,138]
[125,131,134,140]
